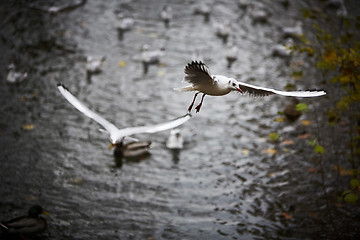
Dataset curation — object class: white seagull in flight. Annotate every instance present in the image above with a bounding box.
[57,83,191,146]
[175,61,326,113]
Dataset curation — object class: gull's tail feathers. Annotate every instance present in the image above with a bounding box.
[174,85,195,92]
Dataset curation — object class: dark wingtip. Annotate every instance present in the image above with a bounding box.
[57,83,71,92]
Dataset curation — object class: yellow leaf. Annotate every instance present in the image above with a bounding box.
[150,33,158,38]
[157,71,166,77]
[301,120,312,126]
[241,149,250,155]
[333,165,355,176]
[263,148,277,155]
[22,124,35,131]
[323,49,338,63]
[274,117,285,122]
[298,133,311,139]
[282,139,295,145]
[117,61,127,67]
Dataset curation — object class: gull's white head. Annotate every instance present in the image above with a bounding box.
[227,78,243,93]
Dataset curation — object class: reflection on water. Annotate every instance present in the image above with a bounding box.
[0,0,357,239]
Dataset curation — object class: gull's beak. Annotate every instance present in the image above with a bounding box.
[108,143,115,149]
[237,87,243,93]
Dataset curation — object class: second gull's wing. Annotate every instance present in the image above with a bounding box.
[57,84,120,137]
[118,114,191,137]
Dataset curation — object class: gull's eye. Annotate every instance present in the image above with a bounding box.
[232,83,236,86]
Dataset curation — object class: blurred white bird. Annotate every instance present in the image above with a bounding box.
[214,21,230,44]
[225,43,238,68]
[117,17,134,40]
[251,8,269,24]
[166,129,184,150]
[282,21,303,39]
[28,0,86,15]
[86,56,106,74]
[194,3,211,22]
[271,38,293,58]
[326,0,347,17]
[141,45,166,74]
[57,83,191,148]
[160,5,172,28]
[175,61,326,113]
[6,64,27,84]
[238,0,250,10]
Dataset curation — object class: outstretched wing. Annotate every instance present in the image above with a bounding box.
[118,114,191,137]
[184,61,214,86]
[238,81,326,97]
[57,83,120,135]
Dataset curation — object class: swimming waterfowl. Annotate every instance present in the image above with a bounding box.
[86,56,106,74]
[160,5,172,28]
[114,141,152,159]
[141,45,166,74]
[282,21,303,39]
[6,64,27,84]
[214,21,230,44]
[116,11,134,40]
[0,205,48,237]
[166,129,184,150]
[175,61,326,113]
[194,3,211,23]
[225,43,238,69]
[271,38,293,58]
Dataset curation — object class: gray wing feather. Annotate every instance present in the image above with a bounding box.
[238,82,326,97]
[184,61,214,86]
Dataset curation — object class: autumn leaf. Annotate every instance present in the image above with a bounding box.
[281,212,292,219]
[295,103,308,113]
[282,139,295,145]
[268,132,279,141]
[350,179,360,188]
[298,133,311,139]
[241,149,250,155]
[314,144,325,154]
[291,71,303,80]
[308,167,318,173]
[333,166,355,176]
[263,148,277,155]
[117,61,127,67]
[157,71,166,77]
[343,190,359,203]
[22,124,35,131]
[274,117,285,122]
[301,120,312,126]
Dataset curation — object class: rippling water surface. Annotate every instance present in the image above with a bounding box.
[1,0,356,239]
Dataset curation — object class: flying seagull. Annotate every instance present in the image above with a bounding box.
[57,83,191,148]
[175,61,326,113]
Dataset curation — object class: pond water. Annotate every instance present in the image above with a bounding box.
[0,0,358,239]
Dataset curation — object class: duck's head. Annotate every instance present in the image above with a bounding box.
[28,205,49,218]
